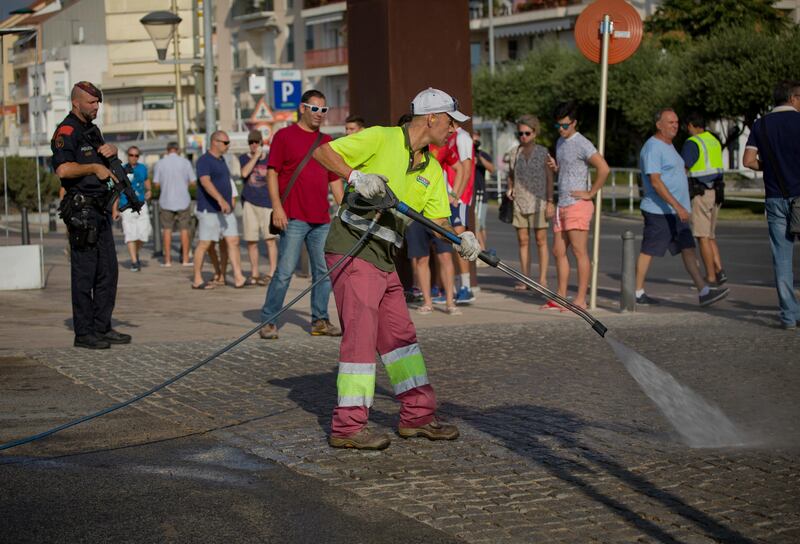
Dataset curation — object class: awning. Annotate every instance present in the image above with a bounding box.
[493,17,573,39]
[305,12,343,26]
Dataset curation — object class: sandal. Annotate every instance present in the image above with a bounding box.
[514,282,528,291]
[245,277,259,286]
[191,281,215,290]
[212,275,226,287]
[445,305,462,316]
[540,300,562,311]
[416,305,433,315]
[250,276,270,286]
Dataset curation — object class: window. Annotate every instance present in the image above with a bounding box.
[108,96,143,124]
[508,39,518,61]
[53,71,66,97]
[470,42,481,67]
[305,24,315,52]
[232,32,240,69]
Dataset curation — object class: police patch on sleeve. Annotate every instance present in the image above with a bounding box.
[55,136,65,149]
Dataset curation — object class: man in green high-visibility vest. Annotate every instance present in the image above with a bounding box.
[681,112,728,286]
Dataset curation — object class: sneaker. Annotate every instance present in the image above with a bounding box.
[699,287,729,307]
[74,334,110,350]
[259,324,278,339]
[431,286,442,298]
[635,293,660,305]
[130,261,140,272]
[780,321,798,330]
[455,286,475,305]
[432,295,447,305]
[329,428,391,450]
[101,329,132,344]
[311,319,342,337]
[398,419,459,441]
[708,269,728,287]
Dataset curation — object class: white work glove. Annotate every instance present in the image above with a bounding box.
[456,231,481,262]
[348,170,387,199]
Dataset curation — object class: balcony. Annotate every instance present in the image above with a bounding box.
[470,0,584,19]
[305,46,347,69]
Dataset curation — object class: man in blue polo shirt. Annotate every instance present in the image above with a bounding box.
[743,80,800,330]
[191,130,247,289]
[635,108,729,307]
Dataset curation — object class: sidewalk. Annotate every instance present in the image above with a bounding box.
[2,227,798,543]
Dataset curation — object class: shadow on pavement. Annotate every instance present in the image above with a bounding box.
[442,402,755,544]
[269,372,397,434]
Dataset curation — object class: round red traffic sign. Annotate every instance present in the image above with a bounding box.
[574,0,643,65]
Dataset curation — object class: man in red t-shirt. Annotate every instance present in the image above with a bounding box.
[259,90,344,339]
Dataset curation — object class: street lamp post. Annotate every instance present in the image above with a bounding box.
[141,0,217,152]
[140,7,186,152]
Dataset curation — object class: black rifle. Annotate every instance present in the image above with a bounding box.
[83,125,143,214]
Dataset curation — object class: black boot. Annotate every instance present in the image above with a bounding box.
[74,334,111,349]
[101,329,132,344]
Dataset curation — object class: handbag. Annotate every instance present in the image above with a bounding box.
[499,194,514,224]
[269,131,324,235]
[758,119,800,235]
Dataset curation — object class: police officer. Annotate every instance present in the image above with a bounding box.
[52,81,132,349]
[680,112,728,286]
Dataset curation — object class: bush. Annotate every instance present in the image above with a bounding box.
[0,156,60,211]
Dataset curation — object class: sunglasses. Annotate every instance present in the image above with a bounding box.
[302,103,329,114]
[248,140,261,145]
[554,122,573,130]
[517,131,533,137]
[215,140,231,145]
[128,153,140,157]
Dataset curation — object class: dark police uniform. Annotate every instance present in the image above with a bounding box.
[51,111,119,347]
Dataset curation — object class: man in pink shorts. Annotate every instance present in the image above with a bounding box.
[546,101,609,310]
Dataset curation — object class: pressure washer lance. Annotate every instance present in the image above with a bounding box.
[344,188,608,338]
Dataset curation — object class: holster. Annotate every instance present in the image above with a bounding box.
[713,179,725,206]
[689,179,707,200]
[59,192,101,250]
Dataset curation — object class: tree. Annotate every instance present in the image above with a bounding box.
[1,156,61,211]
[677,26,800,166]
[645,0,789,42]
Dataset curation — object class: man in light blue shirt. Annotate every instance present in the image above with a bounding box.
[635,108,728,307]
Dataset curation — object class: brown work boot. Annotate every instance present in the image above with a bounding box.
[398,419,459,441]
[310,319,342,337]
[329,428,391,450]
[258,324,278,339]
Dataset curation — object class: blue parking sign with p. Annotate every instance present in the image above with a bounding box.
[273,79,301,110]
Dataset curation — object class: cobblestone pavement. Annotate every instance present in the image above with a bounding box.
[23,312,800,544]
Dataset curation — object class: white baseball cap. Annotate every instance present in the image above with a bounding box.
[410,88,469,123]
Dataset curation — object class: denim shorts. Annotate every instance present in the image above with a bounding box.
[640,211,695,257]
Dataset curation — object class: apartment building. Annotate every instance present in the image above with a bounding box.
[228,0,348,131]
[1,0,107,155]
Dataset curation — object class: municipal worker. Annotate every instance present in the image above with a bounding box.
[51,81,132,349]
[313,88,481,450]
[681,112,727,286]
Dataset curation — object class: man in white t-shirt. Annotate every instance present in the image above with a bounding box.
[153,141,197,267]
